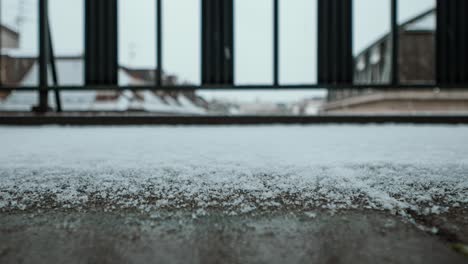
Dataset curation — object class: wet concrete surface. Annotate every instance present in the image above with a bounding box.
[0,210,466,264]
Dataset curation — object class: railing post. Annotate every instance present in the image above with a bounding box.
[47,17,61,112]
[84,0,118,86]
[201,0,234,85]
[436,0,468,85]
[317,0,353,85]
[34,0,50,113]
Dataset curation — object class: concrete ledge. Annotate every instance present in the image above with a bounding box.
[322,90,468,114]
[1,114,468,125]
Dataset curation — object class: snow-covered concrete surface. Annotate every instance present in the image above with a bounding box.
[1,125,467,263]
[0,210,466,264]
[0,125,467,217]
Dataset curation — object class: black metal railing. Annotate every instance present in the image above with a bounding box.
[0,0,467,118]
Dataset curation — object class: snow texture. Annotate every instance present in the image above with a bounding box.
[0,125,467,216]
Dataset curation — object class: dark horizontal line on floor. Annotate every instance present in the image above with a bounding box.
[1,114,468,126]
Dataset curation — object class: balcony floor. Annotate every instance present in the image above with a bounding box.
[0,125,467,262]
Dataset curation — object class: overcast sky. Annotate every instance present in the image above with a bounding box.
[1,0,435,102]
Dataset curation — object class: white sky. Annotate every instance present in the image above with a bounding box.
[1,0,435,103]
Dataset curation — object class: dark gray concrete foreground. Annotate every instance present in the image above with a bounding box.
[0,210,466,264]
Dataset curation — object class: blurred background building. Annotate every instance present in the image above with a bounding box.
[322,8,468,115]
[0,25,207,114]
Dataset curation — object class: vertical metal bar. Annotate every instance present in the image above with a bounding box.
[318,0,333,84]
[457,1,468,83]
[344,0,353,83]
[221,0,226,84]
[436,0,468,85]
[273,0,279,86]
[97,0,103,83]
[157,0,162,87]
[206,0,212,84]
[224,0,233,85]
[317,0,326,91]
[331,0,338,82]
[84,0,91,84]
[338,0,345,83]
[47,17,61,112]
[202,0,233,85]
[391,0,399,86]
[318,0,352,85]
[214,0,220,84]
[85,0,118,85]
[97,0,103,84]
[108,0,118,85]
[36,0,49,112]
[333,0,341,83]
[436,0,445,84]
[202,0,212,84]
[449,1,457,83]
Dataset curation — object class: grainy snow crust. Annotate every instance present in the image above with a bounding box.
[0,125,467,216]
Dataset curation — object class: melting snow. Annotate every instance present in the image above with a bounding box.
[0,125,467,216]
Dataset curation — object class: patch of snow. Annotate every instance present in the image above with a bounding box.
[0,125,467,215]
[304,212,317,219]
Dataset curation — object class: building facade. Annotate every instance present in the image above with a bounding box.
[322,9,468,114]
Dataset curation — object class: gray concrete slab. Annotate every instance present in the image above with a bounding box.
[0,210,466,264]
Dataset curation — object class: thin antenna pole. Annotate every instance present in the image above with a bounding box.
[47,16,61,112]
[35,0,49,112]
